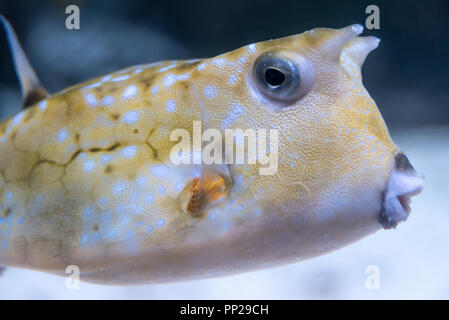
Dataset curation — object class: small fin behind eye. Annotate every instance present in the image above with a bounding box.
[176,85,232,217]
[193,83,232,190]
[0,14,49,108]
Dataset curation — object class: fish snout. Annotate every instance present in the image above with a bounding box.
[379,153,424,229]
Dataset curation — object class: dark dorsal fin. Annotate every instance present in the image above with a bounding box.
[0,14,49,108]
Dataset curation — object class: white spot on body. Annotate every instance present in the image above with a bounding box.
[83,207,95,219]
[211,58,227,67]
[203,85,217,99]
[136,175,147,187]
[122,110,140,124]
[11,112,24,126]
[163,74,177,88]
[83,160,96,172]
[57,129,69,142]
[248,44,257,53]
[85,93,97,107]
[229,74,238,85]
[159,64,177,72]
[132,204,144,215]
[102,96,115,106]
[101,154,112,164]
[39,100,47,110]
[122,85,138,100]
[144,193,154,204]
[221,102,244,128]
[163,73,190,88]
[121,146,138,158]
[177,73,190,81]
[113,182,126,195]
[197,63,206,71]
[165,100,177,113]
[85,82,102,89]
[237,56,247,72]
[238,56,247,65]
[111,75,130,82]
[101,75,112,82]
[151,86,159,95]
[85,81,103,89]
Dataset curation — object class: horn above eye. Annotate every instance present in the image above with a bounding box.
[252,50,315,106]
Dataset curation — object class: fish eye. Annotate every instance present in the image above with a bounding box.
[264,67,286,86]
[252,51,315,105]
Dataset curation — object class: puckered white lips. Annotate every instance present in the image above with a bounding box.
[379,153,424,229]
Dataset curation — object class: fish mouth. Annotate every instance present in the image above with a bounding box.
[379,153,424,229]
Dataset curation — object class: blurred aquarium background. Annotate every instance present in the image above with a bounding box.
[0,0,448,299]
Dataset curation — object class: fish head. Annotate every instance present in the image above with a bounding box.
[193,24,423,245]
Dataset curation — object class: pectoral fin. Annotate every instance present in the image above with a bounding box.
[176,85,232,217]
[0,266,6,276]
[1,14,49,108]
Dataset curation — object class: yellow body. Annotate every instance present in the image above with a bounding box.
[0,25,404,284]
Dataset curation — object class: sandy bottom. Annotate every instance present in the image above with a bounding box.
[1,126,448,299]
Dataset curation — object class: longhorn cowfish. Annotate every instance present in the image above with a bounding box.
[0,17,423,284]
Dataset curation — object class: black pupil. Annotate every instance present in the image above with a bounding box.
[264,68,285,87]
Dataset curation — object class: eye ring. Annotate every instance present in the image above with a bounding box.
[252,50,315,105]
